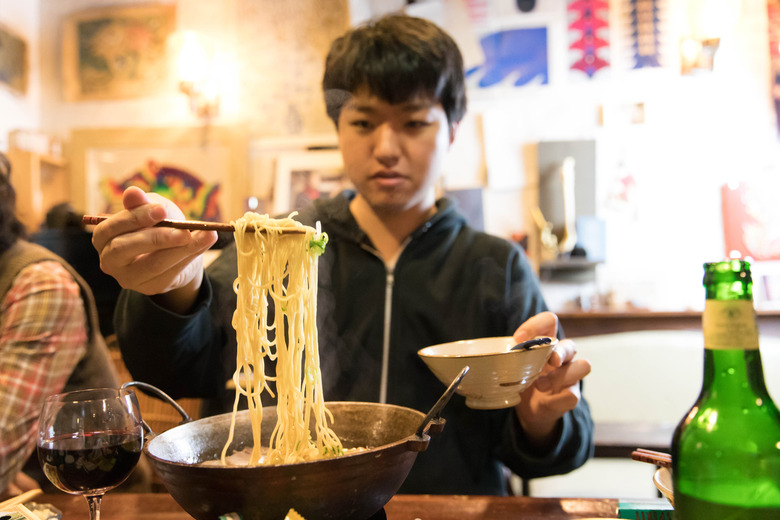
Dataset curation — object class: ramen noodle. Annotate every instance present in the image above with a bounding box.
[221,212,341,465]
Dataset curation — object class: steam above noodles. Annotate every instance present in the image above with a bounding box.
[221,212,341,466]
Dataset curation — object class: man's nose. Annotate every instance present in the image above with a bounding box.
[374,123,401,165]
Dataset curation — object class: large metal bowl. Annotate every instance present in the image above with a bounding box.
[143,401,439,520]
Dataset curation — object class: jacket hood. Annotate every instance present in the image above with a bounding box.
[296,190,468,246]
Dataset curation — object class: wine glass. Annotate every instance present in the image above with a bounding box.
[37,388,144,520]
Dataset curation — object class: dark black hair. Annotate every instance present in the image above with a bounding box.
[44,202,84,230]
[0,152,27,253]
[322,13,467,127]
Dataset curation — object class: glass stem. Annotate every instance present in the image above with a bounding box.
[85,494,103,520]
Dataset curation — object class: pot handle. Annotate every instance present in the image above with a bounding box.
[121,381,194,437]
[415,365,470,438]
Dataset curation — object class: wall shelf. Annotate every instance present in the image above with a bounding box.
[539,258,601,283]
[540,258,600,271]
[558,310,780,337]
[7,147,69,233]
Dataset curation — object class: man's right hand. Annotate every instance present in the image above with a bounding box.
[90,186,218,314]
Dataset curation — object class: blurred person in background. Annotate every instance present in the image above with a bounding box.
[30,202,122,337]
[0,152,148,500]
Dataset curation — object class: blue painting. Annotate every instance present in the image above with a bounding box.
[466,27,548,88]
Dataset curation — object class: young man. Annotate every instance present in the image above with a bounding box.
[93,13,593,494]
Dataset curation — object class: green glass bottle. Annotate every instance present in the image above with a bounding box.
[671,259,780,518]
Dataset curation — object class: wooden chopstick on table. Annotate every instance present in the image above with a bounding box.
[0,488,43,511]
[631,448,672,468]
[15,503,44,520]
[82,215,306,234]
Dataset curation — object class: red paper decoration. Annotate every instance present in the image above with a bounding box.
[768,1,780,133]
[568,0,610,78]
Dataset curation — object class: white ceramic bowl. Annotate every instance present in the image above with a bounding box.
[654,467,674,506]
[418,336,556,410]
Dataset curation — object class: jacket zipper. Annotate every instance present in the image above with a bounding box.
[360,242,396,404]
[361,231,420,403]
[380,269,394,403]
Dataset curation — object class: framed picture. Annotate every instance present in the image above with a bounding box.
[68,126,249,223]
[62,4,176,101]
[248,135,339,214]
[272,149,347,215]
[0,22,28,94]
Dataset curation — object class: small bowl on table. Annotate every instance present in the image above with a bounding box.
[418,336,556,410]
[653,467,674,506]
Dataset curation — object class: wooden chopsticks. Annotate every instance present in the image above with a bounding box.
[0,488,43,511]
[15,503,44,520]
[631,448,672,468]
[82,215,305,234]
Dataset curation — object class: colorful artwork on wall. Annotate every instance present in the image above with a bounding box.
[69,127,249,222]
[628,0,662,68]
[0,23,28,94]
[62,4,176,101]
[100,161,222,222]
[769,0,780,133]
[568,0,610,78]
[466,27,548,87]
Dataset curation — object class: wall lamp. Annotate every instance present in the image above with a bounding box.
[680,0,735,75]
[680,37,720,75]
[174,30,221,119]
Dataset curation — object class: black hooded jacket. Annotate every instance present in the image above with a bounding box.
[116,191,593,494]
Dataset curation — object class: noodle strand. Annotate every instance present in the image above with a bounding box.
[221,212,342,466]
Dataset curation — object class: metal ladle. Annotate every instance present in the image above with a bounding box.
[415,365,470,437]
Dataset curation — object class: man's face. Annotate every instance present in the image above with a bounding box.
[337,89,455,214]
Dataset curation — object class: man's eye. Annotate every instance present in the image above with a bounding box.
[407,120,430,129]
[350,120,372,129]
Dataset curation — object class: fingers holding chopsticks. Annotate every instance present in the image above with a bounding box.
[90,187,217,298]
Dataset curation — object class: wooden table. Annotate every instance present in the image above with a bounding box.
[37,492,620,519]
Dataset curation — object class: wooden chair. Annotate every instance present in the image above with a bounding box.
[107,339,203,434]
[107,336,203,492]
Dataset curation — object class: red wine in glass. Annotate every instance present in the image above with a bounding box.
[37,388,144,520]
[38,430,142,494]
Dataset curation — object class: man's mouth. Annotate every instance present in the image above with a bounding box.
[370,171,406,187]
[372,170,402,179]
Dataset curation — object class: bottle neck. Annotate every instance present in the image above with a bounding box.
[701,349,770,398]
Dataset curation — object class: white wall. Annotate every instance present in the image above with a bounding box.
[0,1,40,151]
[431,0,780,312]
[37,0,341,141]
[5,0,780,312]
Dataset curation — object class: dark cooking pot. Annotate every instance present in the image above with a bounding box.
[143,403,432,520]
[125,368,467,520]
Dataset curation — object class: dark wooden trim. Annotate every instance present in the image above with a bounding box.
[559,310,780,337]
